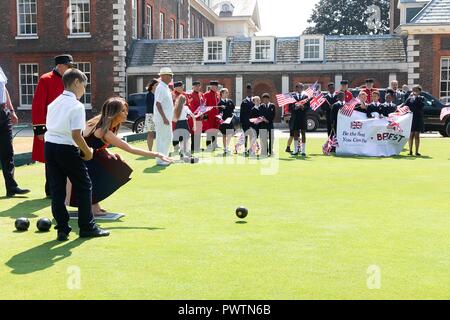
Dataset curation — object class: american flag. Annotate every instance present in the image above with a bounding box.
[250,117,264,124]
[397,105,411,115]
[340,98,359,117]
[194,103,214,116]
[303,81,319,98]
[276,93,296,107]
[440,106,450,121]
[310,93,327,111]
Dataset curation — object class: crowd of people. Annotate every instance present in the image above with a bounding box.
[0,57,427,241]
[144,67,277,161]
[285,78,425,156]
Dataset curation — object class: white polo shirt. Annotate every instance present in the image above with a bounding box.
[153,81,174,124]
[0,67,7,105]
[45,90,86,146]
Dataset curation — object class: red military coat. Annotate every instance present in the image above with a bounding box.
[363,88,377,104]
[187,90,204,134]
[202,89,220,132]
[31,70,64,163]
[343,90,354,103]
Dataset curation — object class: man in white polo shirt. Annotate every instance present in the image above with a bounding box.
[154,67,175,166]
[0,66,30,197]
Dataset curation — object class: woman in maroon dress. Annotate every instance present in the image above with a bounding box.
[69,97,173,215]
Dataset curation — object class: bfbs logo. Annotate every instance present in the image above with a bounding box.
[351,121,363,129]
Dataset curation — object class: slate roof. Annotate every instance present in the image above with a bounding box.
[411,0,450,24]
[129,35,406,67]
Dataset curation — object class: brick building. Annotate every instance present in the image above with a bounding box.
[391,0,450,103]
[0,0,260,121]
[127,35,408,122]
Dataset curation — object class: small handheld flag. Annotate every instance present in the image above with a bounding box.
[276,93,296,107]
[340,98,359,117]
[310,93,327,111]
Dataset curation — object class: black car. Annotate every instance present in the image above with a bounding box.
[126,92,147,133]
[350,89,449,136]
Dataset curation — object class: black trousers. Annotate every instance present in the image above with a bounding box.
[0,108,18,192]
[326,113,333,136]
[45,142,96,234]
[242,125,250,150]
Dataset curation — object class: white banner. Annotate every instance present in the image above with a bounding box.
[336,111,413,157]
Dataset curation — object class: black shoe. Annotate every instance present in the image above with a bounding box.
[57,232,69,242]
[79,227,110,238]
[301,153,306,157]
[291,152,299,156]
[415,152,422,157]
[409,151,413,156]
[6,187,30,198]
[285,147,292,153]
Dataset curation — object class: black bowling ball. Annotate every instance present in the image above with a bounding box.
[37,218,52,232]
[15,218,30,231]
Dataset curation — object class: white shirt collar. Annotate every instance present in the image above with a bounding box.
[62,90,76,98]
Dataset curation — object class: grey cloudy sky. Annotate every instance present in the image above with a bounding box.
[256,0,319,37]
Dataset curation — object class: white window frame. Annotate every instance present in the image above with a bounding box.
[73,62,92,109]
[160,12,165,39]
[68,0,91,38]
[440,57,450,104]
[203,37,227,63]
[170,18,176,39]
[18,63,39,110]
[251,36,275,62]
[300,35,324,62]
[179,24,184,39]
[146,5,153,39]
[16,0,38,39]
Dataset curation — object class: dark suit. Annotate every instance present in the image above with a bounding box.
[405,95,425,132]
[260,103,276,155]
[366,102,382,118]
[381,102,397,117]
[240,97,254,149]
[331,101,345,133]
[288,92,309,134]
[324,92,338,135]
[0,107,18,193]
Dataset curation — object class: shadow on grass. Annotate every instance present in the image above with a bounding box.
[143,165,168,174]
[5,238,90,275]
[235,221,247,224]
[0,198,51,219]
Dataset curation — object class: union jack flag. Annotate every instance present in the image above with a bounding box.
[303,81,319,98]
[310,93,327,111]
[340,98,360,117]
[323,135,339,156]
[276,93,296,107]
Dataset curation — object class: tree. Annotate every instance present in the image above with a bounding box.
[304,0,390,35]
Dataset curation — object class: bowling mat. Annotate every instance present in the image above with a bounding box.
[69,212,125,221]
